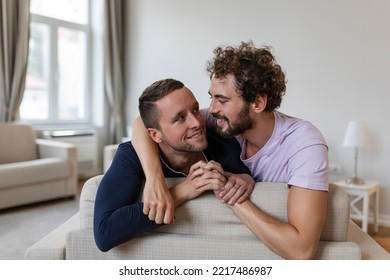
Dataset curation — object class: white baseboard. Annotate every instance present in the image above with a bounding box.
[353,214,390,228]
[379,214,390,228]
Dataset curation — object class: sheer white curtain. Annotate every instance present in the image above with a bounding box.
[104,0,126,144]
[0,0,30,122]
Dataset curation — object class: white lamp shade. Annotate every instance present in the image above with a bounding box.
[343,120,370,148]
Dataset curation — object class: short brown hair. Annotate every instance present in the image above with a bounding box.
[138,79,185,129]
[206,41,286,111]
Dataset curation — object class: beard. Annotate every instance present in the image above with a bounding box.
[214,102,253,138]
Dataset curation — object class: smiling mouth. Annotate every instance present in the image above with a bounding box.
[216,118,227,127]
[212,114,228,127]
[187,130,203,139]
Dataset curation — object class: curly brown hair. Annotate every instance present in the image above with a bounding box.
[206,41,286,111]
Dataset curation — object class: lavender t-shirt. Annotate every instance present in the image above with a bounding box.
[203,110,329,191]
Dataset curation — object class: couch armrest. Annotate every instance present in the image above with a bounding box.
[36,138,78,194]
[36,139,76,160]
[24,213,80,260]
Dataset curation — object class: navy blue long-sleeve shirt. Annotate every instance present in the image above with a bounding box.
[93,129,250,252]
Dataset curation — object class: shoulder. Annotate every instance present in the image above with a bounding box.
[115,141,139,160]
[276,111,326,146]
[109,141,142,172]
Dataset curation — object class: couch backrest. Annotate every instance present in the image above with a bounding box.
[81,176,350,242]
[0,123,38,164]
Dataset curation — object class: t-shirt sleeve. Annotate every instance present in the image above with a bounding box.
[287,143,329,191]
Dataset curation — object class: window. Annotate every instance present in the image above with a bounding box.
[20,0,90,124]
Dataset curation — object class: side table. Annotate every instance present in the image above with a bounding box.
[334,180,380,233]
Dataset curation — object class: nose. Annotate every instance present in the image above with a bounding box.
[208,98,217,114]
[187,112,202,128]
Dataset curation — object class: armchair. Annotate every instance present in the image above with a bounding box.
[0,123,78,210]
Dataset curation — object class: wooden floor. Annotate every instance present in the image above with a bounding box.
[370,228,390,253]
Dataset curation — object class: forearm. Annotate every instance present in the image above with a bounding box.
[94,204,160,252]
[132,117,164,180]
[131,117,174,224]
[230,200,321,260]
[170,182,188,208]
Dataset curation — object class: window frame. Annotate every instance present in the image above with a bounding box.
[23,2,92,125]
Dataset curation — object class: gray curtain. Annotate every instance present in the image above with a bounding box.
[104,0,126,144]
[0,0,30,122]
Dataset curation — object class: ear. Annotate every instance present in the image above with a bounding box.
[147,128,163,143]
[251,95,267,113]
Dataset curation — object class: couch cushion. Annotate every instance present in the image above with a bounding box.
[25,213,80,260]
[0,123,38,164]
[0,158,70,189]
[79,175,103,229]
[66,228,361,260]
[80,176,350,242]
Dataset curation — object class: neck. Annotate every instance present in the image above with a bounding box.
[159,149,205,175]
[242,111,275,158]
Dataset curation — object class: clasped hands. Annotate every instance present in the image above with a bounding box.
[142,160,254,224]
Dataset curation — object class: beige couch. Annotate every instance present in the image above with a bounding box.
[0,123,78,210]
[25,175,390,260]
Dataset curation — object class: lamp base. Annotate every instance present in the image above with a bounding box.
[345,176,365,185]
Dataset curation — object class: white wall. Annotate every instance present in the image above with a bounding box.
[125,0,390,224]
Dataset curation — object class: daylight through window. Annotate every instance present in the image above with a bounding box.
[20,0,90,123]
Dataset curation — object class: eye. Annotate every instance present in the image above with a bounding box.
[210,94,228,104]
[175,115,185,122]
[193,107,200,114]
[217,98,227,104]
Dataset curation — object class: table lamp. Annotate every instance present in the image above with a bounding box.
[343,120,370,185]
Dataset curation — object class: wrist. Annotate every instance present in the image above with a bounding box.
[170,182,188,207]
[144,165,165,182]
[143,171,167,192]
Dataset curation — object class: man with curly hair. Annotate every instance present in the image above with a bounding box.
[132,41,328,259]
